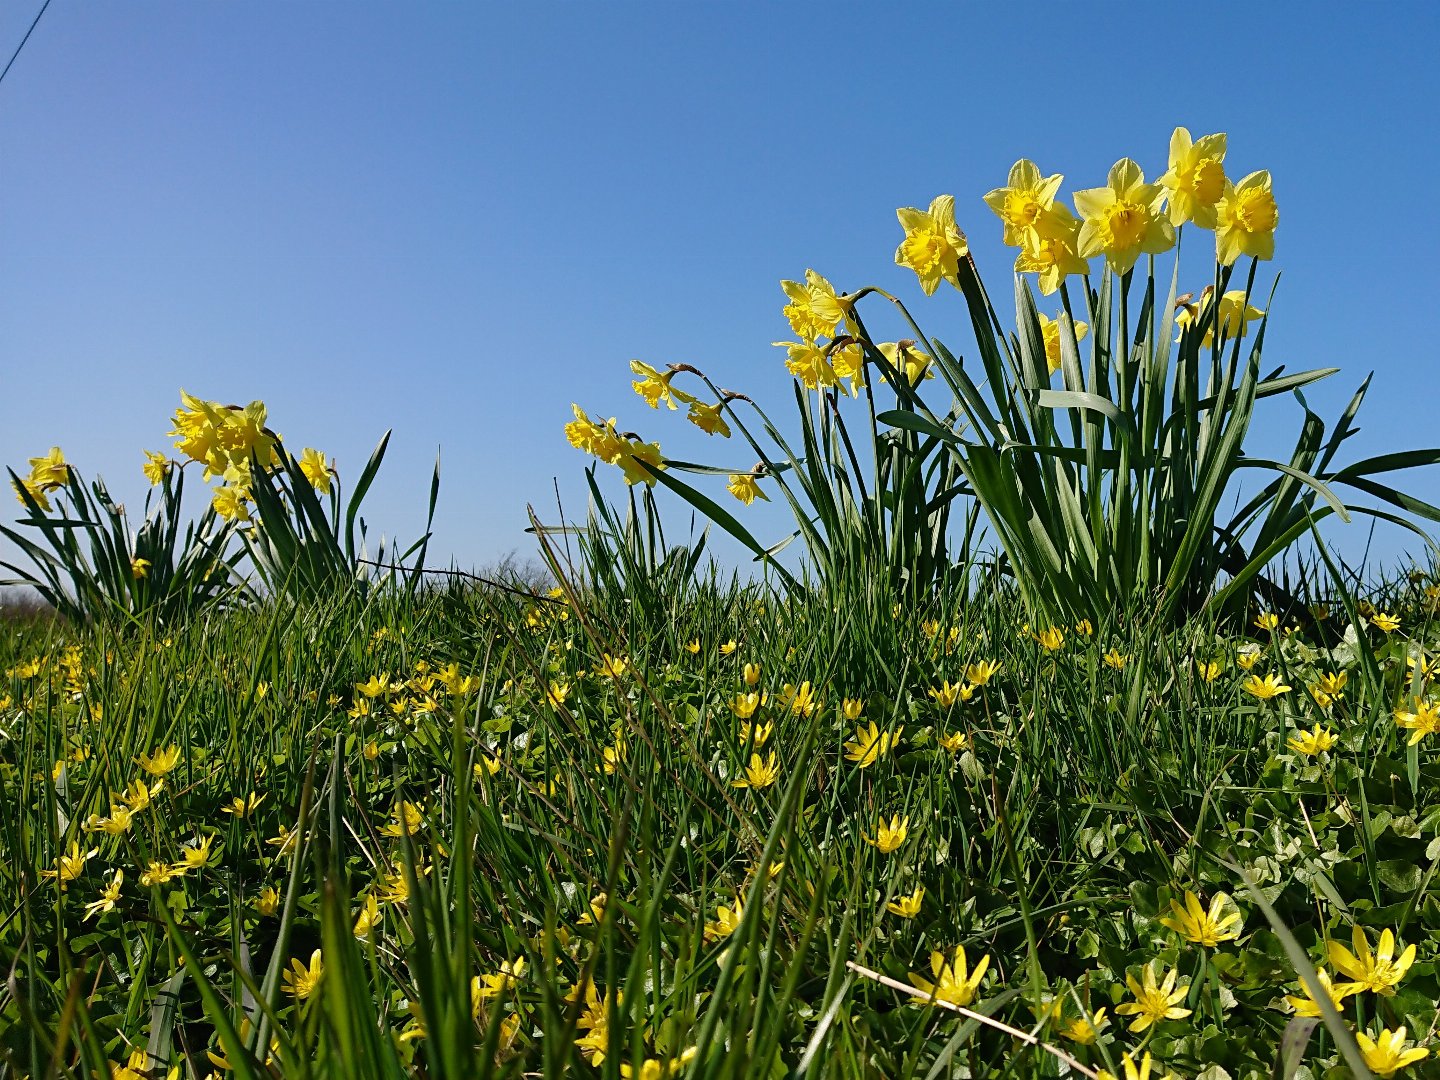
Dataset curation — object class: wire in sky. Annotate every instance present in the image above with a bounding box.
[0,0,53,90]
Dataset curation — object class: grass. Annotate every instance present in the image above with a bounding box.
[3,550,1440,1079]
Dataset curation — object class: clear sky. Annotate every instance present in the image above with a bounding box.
[3,2,1439,578]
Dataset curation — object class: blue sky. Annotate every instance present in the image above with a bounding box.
[3,2,1438,577]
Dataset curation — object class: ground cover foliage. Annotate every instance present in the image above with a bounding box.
[7,561,1440,1079]
[8,126,1440,1079]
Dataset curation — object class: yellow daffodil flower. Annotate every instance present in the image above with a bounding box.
[1036,312,1089,375]
[780,269,848,342]
[1157,127,1228,228]
[298,447,332,493]
[894,195,968,295]
[1074,159,1175,275]
[1015,207,1088,295]
[982,159,1067,247]
[1215,170,1278,265]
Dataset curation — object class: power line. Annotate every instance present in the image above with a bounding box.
[0,0,53,90]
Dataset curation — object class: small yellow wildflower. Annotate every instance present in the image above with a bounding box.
[41,841,97,890]
[843,721,901,769]
[1240,673,1291,701]
[731,752,779,790]
[704,896,743,942]
[1158,890,1241,947]
[137,745,181,778]
[1115,961,1191,1032]
[1370,611,1402,633]
[908,944,989,1008]
[1328,925,1415,996]
[1288,724,1337,756]
[886,886,924,919]
[1394,698,1440,745]
[84,869,123,920]
[965,660,1000,686]
[865,814,909,854]
[1284,968,1354,1018]
[1356,1027,1429,1077]
[282,949,324,1001]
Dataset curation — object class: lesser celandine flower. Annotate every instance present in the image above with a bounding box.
[1097,1051,1171,1080]
[1356,1027,1430,1077]
[84,869,123,920]
[1033,626,1065,651]
[138,745,180,778]
[731,752,779,790]
[1253,612,1280,632]
[1158,890,1241,946]
[473,956,526,1001]
[1115,961,1191,1032]
[928,680,967,708]
[282,949,324,1001]
[908,944,989,1008]
[1036,312,1089,375]
[1370,611,1402,633]
[965,660,1001,686]
[843,721,901,768]
[1328,924,1415,996]
[1103,649,1129,671]
[886,886,924,918]
[865,813,909,853]
[894,195,968,295]
[1241,672,1291,700]
[983,159,1067,247]
[1074,159,1174,275]
[1157,127,1228,228]
[41,841,96,890]
[1284,968,1355,1018]
[1287,724,1337,756]
[937,729,971,753]
[704,896,743,941]
[1059,1007,1108,1045]
[1215,170,1278,265]
[1395,697,1440,744]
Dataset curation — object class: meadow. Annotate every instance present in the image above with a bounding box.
[5,128,1440,1080]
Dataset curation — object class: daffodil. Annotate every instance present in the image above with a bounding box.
[1157,127,1228,228]
[1158,890,1241,946]
[1036,312,1089,375]
[876,341,935,386]
[908,944,989,1008]
[142,449,171,484]
[1115,961,1191,1032]
[1215,170,1278,265]
[1328,925,1415,996]
[780,269,849,342]
[1015,206,1089,295]
[686,399,731,437]
[727,472,768,505]
[298,447,332,493]
[630,360,694,411]
[775,339,838,391]
[1074,159,1175,275]
[894,195,968,295]
[1175,287,1264,347]
[982,159,1066,247]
